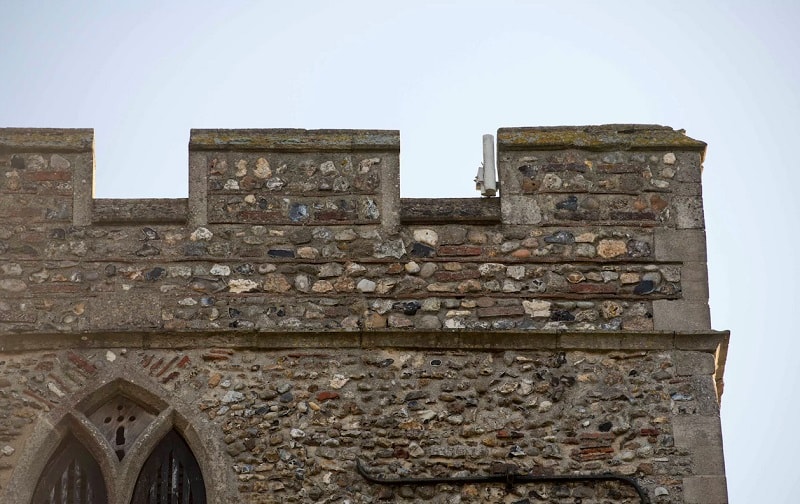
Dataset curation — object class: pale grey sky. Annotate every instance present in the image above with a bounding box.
[2,1,799,501]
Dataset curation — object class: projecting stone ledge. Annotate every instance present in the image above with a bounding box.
[498,124,707,153]
[0,128,94,152]
[189,128,400,152]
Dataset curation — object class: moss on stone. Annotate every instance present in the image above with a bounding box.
[497,125,706,152]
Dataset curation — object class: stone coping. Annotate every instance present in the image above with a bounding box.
[498,124,707,153]
[0,128,94,152]
[0,329,729,354]
[189,128,400,152]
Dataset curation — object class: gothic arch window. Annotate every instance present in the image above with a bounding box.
[4,376,228,504]
[32,435,108,504]
[131,430,206,504]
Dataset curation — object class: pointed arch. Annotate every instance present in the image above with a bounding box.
[131,430,206,504]
[32,434,108,504]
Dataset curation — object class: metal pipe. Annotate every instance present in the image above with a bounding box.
[481,134,497,196]
[356,459,650,503]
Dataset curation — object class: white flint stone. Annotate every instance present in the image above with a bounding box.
[404,261,421,274]
[0,279,26,292]
[223,179,240,190]
[290,428,306,439]
[330,374,349,389]
[320,160,337,175]
[444,318,466,329]
[228,279,260,293]
[47,382,65,398]
[254,158,272,178]
[413,229,439,247]
[210,264,231,276]
[506,265,525,280]
[662,152,676,164]
[523,299,551,318]
[235,159,248,176]
[1,263,22,276]
[478,263,505,276]
[221,391,244,403]
[1,445,14,456]
[190,227,213,241]
[106,350,117,362]
[357,278,376,293]
[359,157,380,173]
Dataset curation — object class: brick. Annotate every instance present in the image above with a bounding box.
[437,245,483,256]
[476,305,524,318]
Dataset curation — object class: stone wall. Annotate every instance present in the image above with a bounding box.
[0,125,728,503]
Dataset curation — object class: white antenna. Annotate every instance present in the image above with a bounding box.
[475,134,498,197]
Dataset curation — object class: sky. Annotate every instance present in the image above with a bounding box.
[2,1,799,501]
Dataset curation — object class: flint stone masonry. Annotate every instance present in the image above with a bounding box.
[0,125,728,503]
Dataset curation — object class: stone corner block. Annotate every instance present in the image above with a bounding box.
[653,300,710,331]
[654,229,707,262]
[683,476,729,504]
[501,195,542,225]
[673,196,706,229]
[673,415,726,476]
[674,350,716,376]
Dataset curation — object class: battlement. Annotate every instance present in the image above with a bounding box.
[0,125,707,229]
[0,124,712,337]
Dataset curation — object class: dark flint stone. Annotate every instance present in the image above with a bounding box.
[410,243,436,257]
[268,249,295,258]
[228,308,241,318]
[10,155,25,169]
[377,358,394,367]
[601,318,622,330]
[258,198,269,210]
[235,263,255,275]
[279,392,294,403]
[633,280,656,295]
[544,231,575,244]
[142,227,159,240]
[184,243,207,256]
[550,310,575,322]
[404,391,427,401]
[492,320,516,329]
[144,267,166,281]
[430,359,442,366]
[200,296,215,307]
[289,203,309,222]
[49,228,66,240]
[104,264,116,277]
[555,195,579,211]
[135,244,160,257]
[599,421,613,432]
[627,239,652,257]
[401,301,421,315]
[517,165,537,177]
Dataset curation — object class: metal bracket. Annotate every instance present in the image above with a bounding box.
[356,459,650,503]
